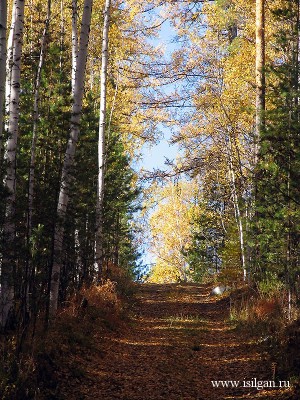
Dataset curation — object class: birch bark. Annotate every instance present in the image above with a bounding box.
[255,0,265,161]
[71,0,78,95]
[1,0,25,329]
[49,0,93,316]
[227,137,247,280]
[0,0,7,160]
[95,0,111,278]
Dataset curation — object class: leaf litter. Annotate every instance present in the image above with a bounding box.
[57,283,295,400]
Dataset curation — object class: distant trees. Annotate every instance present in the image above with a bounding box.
[155,0,254,284]
[147,181,198,283]
[145,0,299,299]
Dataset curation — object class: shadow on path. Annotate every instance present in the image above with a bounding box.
[61,283,293,400]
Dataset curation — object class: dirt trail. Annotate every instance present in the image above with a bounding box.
[61,283,293,400]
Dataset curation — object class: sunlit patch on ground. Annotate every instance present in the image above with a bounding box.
[60,283,295,400]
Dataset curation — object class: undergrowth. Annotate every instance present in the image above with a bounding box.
[0,277,135,400]
[228,284,300,397]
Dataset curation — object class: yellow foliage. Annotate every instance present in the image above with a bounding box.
[147,262,182,284]
[148,180,199,281]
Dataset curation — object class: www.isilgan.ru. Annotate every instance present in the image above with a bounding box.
[211,378,290,391]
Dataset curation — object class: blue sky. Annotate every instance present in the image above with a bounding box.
[141,17,180,173]
[141,130,177,171]
[137,18,182,271]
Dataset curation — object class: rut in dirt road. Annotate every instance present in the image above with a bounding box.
[62,283,292,400]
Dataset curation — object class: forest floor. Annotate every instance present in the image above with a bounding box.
[57,283,295,400]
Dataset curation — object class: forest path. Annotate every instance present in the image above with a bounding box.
[60,283,292,400]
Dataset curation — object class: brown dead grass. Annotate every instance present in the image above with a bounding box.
[253,298,282,320]
[0,279,129,400]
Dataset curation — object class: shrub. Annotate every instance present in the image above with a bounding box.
[229,285,286,336]
[257,271,285,299]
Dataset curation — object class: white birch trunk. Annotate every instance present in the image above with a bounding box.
[227,135,247,280]
[1,0,25,329]
[255,0,265,162]
[229,164,247,280]
[95,0,111,278]
[4,0,14,148]
[71,0,78,96]
[0,0,7,160]
[59,0,65,73]
[50,0,93,316]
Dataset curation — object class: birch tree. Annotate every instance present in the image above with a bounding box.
[95,0,111,278]
[226,134,246,280]
[0,0,7,160]
[255,0,265,160]
[1,0,25,329]
[50,0,93,316]
[28,0,51,239]
[71,0,79,95]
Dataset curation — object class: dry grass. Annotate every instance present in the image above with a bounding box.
[229,285,287,337]
[60,280,121,317]
[252,298,282,320]
[0,279,131,400]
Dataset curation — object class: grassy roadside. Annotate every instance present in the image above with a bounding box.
[0,278,136,400]
[227,284,300,397]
